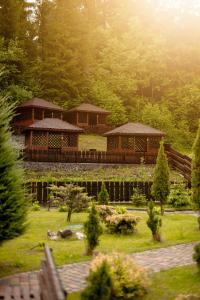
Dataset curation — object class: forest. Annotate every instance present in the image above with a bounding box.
[0,0,200,151]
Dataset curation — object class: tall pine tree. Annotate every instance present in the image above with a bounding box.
[0,97,27,245]
[151,140,170,215]
[192,120,200,228]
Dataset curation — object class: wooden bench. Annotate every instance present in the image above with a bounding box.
[0,244,67,300]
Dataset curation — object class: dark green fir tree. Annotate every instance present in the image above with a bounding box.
[192,120,200,229]
[81,260,112,300]
[0,97,27,245]
[151,140,170,215]
[84,203,103,255]
[98,183,109,205]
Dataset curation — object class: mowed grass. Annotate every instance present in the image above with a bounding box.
[0,210,199,278]
[79,134,107,151]
[68,265,200,300]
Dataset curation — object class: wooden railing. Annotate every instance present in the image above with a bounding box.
[22,149,157,164]
[165,145,192,181]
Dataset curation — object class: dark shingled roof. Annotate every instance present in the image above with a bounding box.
[66,103,110,114]
[25,118,84,132]
[19,98,64,111]
[104,123,165,136]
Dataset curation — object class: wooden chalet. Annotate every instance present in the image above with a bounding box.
[24,118,83,153]
[64,103,111,133]
[13,98,64,134]
[104,122,165,162]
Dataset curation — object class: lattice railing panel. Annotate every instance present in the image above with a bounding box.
[32,132,47,146]
[122,137,135,150]
[135,137,147,152]
[48,133,61,148]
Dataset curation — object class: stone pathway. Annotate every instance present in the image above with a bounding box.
[0,241,198,295]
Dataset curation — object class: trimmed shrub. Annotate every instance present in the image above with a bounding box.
[32,201,40,211]
[82,252,149,300]
[84,204,103,255]
[115,206,127,214]
[98,183,109,205]
[81,260,112,300]
[105,214,141,234]
[168,184,191,208]
[131,187,147,207]
[96,205,115,222]
[58,205,68,212]
[193,243,200,271]
[146,201,162,242]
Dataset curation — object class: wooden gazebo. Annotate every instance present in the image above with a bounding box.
[64,103,110,133]
[24,118,83,153]
[13,98,64,134]
[104,123,165,162]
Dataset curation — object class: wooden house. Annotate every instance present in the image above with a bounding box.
[12,98,64,134]
[104,122,165,162]
[24,118,83,152]
[64,103,111,133]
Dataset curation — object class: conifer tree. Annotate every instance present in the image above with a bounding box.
[84,203,103,255]
[98,183,109,205]
[151,140,170,215]
[192,120,200,229]
[0,97,27,245]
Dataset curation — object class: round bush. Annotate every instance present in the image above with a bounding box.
[105,213,141,234]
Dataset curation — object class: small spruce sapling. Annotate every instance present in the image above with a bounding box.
[193,243,200,272]
[151,140,170,215]
[192,121,200,229]
[98,183,109,205]
[81,260,112,300]
[84,203,103,255]
[146,201,162,242]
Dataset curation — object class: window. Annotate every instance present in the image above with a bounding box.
[108,136,119,150]
[121,136,135,150]
[135,137,147,152]
[32,132,47,146]
[62,134,77,147]
[48,133,61,148]
[78,112,87,123]
[98,114,106,124]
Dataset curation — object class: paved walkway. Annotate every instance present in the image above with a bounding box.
[0,241,198,295]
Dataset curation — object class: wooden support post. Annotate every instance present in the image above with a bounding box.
[32,108,35,122]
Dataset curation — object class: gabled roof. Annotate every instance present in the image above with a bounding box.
[25,118,84,133]
[104,123,165,136]
[19,98,64,111]
[66,103,110,114]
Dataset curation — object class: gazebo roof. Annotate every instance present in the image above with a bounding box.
[25,118,84,133]
[19,98,64,111]
[104,123,165,136]
[66,103,110,114]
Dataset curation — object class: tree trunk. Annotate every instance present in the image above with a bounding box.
[153,232,161,242]
[67,209,72,222]
[160,202,164,215]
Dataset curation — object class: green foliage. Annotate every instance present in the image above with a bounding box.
[151,141,170,214]
[131,187,148,207]
[98,183,109,205]
[81,260,112,300]
[32,201,40,211]
[96,205,115,222]
[105,214,141,234]
[147,201,162,242]
[82,252,149,300]
[84,203,103,255]
[58,205,68,212]
[168,184,191,208]
[192,121,200,213]
[49,184,91,222]
[193,243,200,272]
[115,206,127,214]
[0,97,27,245]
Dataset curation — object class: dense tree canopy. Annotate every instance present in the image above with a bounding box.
[0,0,200,150]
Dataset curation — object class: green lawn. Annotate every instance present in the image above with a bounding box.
[0,210,199,278]
[79,134,107,151]
[68,265,200,300]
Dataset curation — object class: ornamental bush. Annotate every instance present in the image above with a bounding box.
[84,203,103,255]
[146,201,162,242]
[96,205,115,222]
[193,243,200,271]
[168,184,191,208]
[131,187,147,207]
[98,183,110,205]
[105,214,141,234]
[82,252,149,300]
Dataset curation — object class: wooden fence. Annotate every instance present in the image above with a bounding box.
[27,181,154,205]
